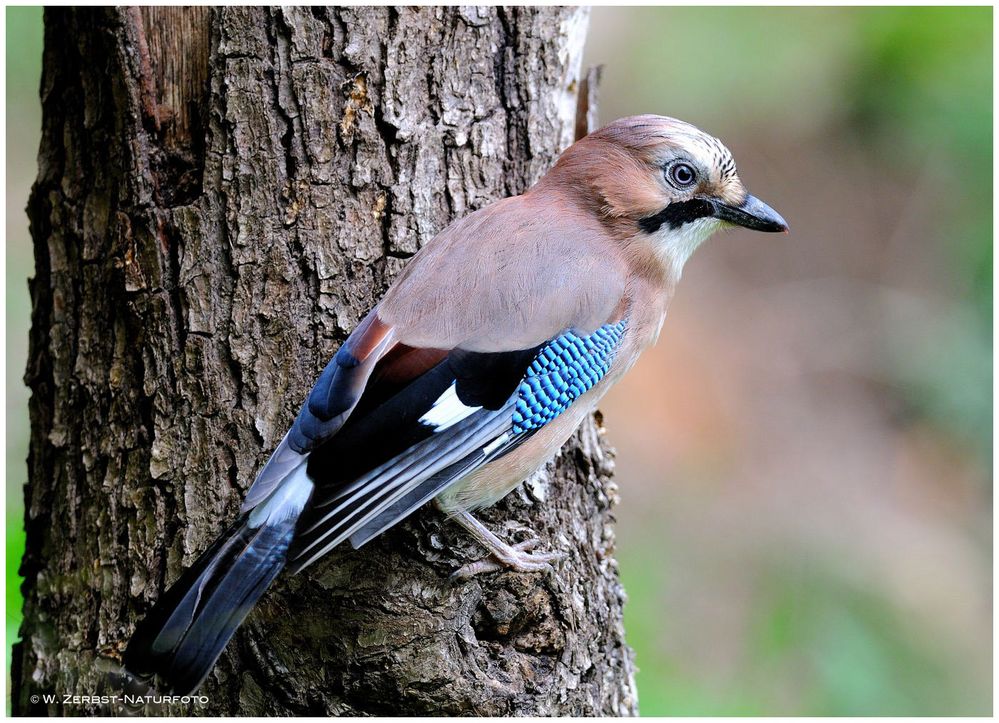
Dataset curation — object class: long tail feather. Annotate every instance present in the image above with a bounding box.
[124,469,313,694]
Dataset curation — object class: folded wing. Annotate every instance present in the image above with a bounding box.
[288,319,629,572]
[241,194,632,570]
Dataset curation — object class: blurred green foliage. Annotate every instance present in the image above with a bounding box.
[620,545,985,715]
[6,6,43,711]
[847,8,992,461]
[5,6,991,716]
[590,5,990,715]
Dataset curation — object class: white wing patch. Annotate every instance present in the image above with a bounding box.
[241,431,308,513]
[481,431,511,457]
[247,462,314,528]
[419,383,481,431]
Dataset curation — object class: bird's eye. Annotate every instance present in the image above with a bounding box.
[667,162,697,189]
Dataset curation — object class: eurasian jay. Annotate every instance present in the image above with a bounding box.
[123,114,787,694]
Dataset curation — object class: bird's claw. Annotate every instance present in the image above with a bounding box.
[442,507,566,581]
[449,538,566,581]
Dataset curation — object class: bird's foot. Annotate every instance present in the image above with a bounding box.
[446,509,565,581]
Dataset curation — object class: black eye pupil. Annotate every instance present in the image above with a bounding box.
[671,163,695,186]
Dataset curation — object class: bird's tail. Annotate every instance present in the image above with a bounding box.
[123,467,313,695]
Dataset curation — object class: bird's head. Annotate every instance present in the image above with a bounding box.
[544,114,788,278]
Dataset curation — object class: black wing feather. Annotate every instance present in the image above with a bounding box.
[286,343,544,572]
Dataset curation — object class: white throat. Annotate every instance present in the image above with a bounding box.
[653,217,723,278]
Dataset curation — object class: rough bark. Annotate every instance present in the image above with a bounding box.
[14,7,637,716]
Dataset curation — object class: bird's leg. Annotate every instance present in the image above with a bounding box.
[442,505,565,580]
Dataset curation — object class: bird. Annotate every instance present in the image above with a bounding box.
[122,114,787,695]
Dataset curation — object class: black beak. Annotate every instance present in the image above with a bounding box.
[711,194,788,233]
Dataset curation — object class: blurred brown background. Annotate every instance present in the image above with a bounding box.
[7,6,992,715]
[584,6,991,715]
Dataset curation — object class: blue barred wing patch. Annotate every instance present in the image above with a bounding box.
[512,320,628,434]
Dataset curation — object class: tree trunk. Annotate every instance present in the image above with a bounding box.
[14,7,637,716]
